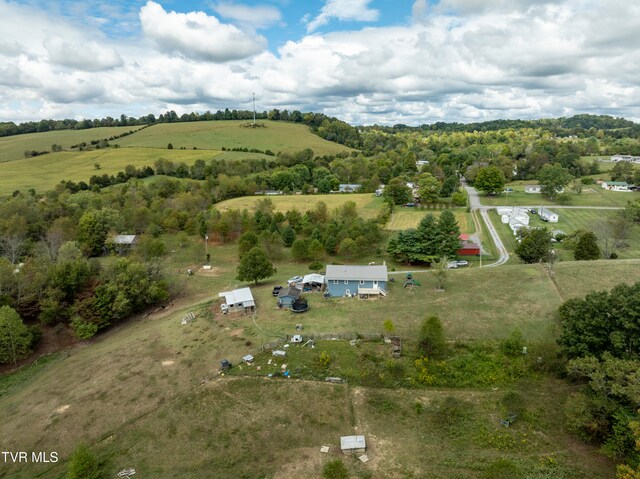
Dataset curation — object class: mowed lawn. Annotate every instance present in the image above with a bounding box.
[386,207,473,232]
[215,193,384,219]
[481,183,636,208]
[0,148,220,195]
[0,126,144,163]
[117,120,353,156]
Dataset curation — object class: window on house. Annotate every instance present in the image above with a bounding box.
[344,280,349,284]
[359,280,365,285]
[333,280,338,284]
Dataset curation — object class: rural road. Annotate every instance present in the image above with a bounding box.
[462,179,510,267]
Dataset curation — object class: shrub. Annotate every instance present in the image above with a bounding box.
[418,315,447,359]
[67,443,101,479]
[316,351,332,368]
[499,330,525,357]
[482,458,522,479]
[70,316,98,340]
[323,460,349,479]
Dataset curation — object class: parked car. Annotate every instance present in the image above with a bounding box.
[403,202,416,207]
[287,276,303,284]
[272,285,283,296]
[529,208,538,214]
[504,187,513,192]
[456,260,469,267]
[446,261,459,269]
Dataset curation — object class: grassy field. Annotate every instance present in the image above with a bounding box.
[215,193,384,220]
[0,148,220,195]
[386,207,473,232]
[0,126,145,163]
[481,183,636,208]
[117,120,352,156]
[2,237,634,478]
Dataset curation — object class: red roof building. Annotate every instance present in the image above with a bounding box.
[457,243,481,256]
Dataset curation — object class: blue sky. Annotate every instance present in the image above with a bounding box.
[1,0,640,125]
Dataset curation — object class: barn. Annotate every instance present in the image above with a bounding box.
[457,243,481,256]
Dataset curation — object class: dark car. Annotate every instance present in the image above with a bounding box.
[404,202,416,207]
[272,285,283,296]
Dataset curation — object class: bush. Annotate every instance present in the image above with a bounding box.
[482,458,522,479]
[418,315,447,359]
[70,316,98,340]
[316,351,332,368]
[499,330,525,357]
[67,443,101,479]
[323,460,349,479]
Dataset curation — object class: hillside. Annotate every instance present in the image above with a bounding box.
[0,148,219,194]
[0,126,145,163]
[116,120,353,155]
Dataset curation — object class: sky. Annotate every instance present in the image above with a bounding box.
[1,0,640,125]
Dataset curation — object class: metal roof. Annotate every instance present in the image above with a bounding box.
[278,287,301,299]
[113,235,137,245]
[302,273,324,284]
[218,287,255,306]
[325,265,387,282]
[340,435,366,450]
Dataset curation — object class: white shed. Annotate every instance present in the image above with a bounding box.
[340,435,366,455]
[539,208,559,223]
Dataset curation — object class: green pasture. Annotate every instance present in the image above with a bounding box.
[480,183,635,208]
[386,207,473,232]
[0,126,144,163]
[117,120,352,156]
[1,236,631,478]
[214,193,384,219]
[0,148,219,195]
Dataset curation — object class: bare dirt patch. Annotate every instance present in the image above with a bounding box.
[161,361,175,367]
[54,404,71,414]
[196,266,224,276]
[229,328,244,337]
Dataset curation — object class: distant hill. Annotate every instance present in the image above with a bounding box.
[116,120,352,156]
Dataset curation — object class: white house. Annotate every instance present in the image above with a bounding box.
[539,207,559,223]
[218,287,255,314]
[611,155,640,163]
[338,184,362,193]
[601,181,631,191]
[524,185,564,194]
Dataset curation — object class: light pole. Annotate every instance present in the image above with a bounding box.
[205,234,209,264]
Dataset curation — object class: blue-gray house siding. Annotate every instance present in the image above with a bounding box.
[326,279,387,297]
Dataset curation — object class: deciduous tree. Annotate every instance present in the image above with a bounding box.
[236,247,276,285]
[0,305,32,365]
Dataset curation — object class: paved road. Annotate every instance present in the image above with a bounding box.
[462,178,509,267]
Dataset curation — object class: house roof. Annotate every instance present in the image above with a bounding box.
[459,243,480,250]
[218,287,255,306]
[325,265,388,282]
[458,234,470,241]
[302,273,324,284]
[341,435,366,450]
[606,181,629,186]
[278,287,301,299]
[113,234,136,245]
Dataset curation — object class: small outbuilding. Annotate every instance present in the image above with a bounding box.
[278,287,302,308]
[457,243,481,256]
[539,207,559,223]
[302,273,325,291]
[218,287,255,314]
[110,234,137,255]
[340,435,366,455]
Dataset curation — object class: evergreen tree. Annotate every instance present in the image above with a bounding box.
[418,315,447,359]
[281,225,296,247]
[574,231,601,260]
[436,210,461,258]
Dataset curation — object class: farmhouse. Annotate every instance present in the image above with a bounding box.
[611,155,640,163]
[277,287,301,308]
[325,265,388,298]
[539,207,559,223]
[110,234,137,255]
[601,181,631,191]
[524,185,565,194]
[218,287,255,314]
[338,184,362,193]
[340,435,366,455]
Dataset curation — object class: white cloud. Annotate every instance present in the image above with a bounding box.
[139,1,266,62]
[45,37,123,71]
[212,2,282,29]
[412,0,428,21]
[306,0,379,33]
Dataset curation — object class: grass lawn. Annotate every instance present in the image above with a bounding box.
[0,148,221,195]
[481,184,636,208]
[0,126,145,163]
[1,236,632,479]
[117,120,352,156]
[386,207,472,232]
[215,193,384,220]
